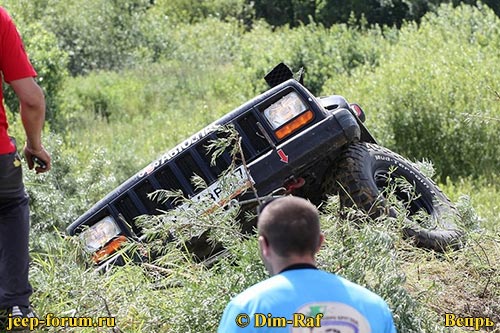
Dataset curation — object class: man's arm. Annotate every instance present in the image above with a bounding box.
[9,77,51,173]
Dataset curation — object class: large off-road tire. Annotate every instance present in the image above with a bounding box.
[323,142,464,251]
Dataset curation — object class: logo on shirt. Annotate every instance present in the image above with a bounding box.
[292,302,371,333]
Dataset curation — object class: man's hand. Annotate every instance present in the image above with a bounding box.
[24,144,51,173]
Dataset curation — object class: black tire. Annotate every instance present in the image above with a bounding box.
[324,142,464,251]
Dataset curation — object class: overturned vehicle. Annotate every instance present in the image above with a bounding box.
[67,63,463,267]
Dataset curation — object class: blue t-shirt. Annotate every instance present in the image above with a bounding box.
[218,268,397,333]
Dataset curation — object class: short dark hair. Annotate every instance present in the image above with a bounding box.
[257,196,320,257]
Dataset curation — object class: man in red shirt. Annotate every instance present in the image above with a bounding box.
[0,6,51,324]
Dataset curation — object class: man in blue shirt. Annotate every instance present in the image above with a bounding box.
[218,196,397,333]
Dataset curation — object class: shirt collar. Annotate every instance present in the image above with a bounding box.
[279,263,317,274]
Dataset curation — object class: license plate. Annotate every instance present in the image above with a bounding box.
[182,165,254,210]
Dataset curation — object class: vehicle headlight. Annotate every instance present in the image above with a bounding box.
[80,216,121,252]
[264,91,308,129]
[263,91,314,139]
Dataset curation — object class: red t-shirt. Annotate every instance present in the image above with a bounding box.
[0,7,37,154]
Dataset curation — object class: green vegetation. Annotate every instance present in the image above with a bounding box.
[1,1,498,332]
[327,3,500,180]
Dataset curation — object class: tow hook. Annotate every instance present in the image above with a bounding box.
[284,177,305,194]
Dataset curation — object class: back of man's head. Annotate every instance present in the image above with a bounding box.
[257,196,320,257]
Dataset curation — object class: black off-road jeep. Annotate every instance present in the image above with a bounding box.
[67,63,463,266]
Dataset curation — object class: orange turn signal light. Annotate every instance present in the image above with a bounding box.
[92,235,127,263]
[275,110,314,140]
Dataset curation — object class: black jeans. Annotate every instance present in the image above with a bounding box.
[0,142,32,308]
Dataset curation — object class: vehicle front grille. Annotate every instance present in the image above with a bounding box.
[107,109,271,230]
[235,111,270,161]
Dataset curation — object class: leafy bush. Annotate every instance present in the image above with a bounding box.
[145,0,255,24]
[284,22,388,94]
[228,19,389,95]
[17,132,119,239]
[40,0,151,75]
[1,3,68,125]
[318,198,446,332]
[28,188,497,332]
[323,3,500,180]
[252,0,500,28]
[56,71,148,124]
